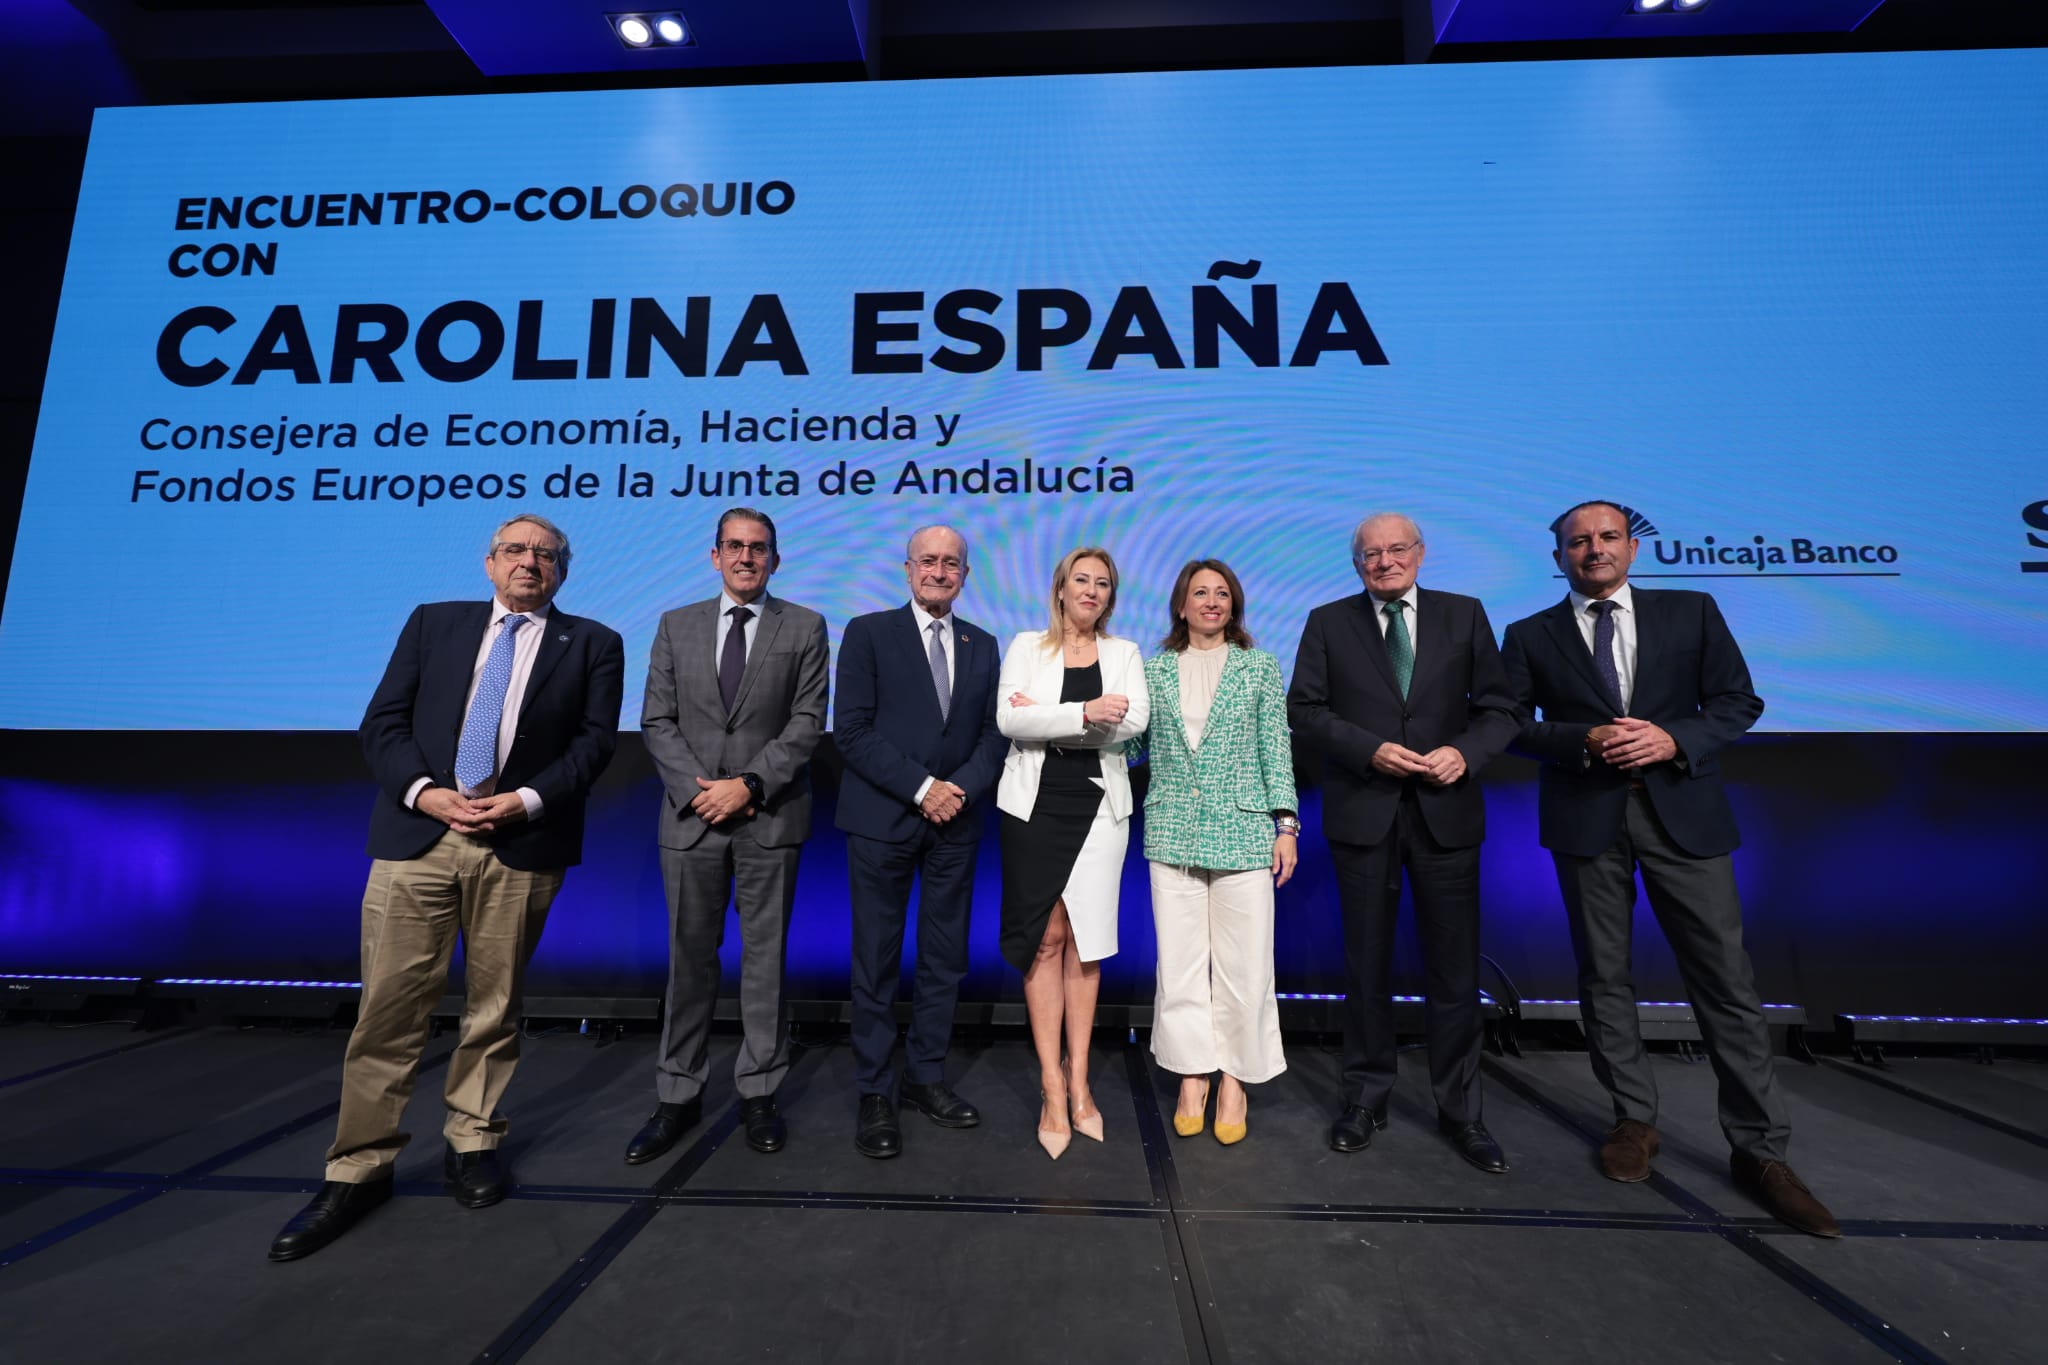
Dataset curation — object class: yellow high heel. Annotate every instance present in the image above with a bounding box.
[1173,1079,1211,1138]
[1214,1086,1248,1146]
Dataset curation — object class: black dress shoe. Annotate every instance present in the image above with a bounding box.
[267,1177,392,1262]
[1439,1117,1509,1174]
[740,1095,786,1154]
[1328,1104,1389,1153]
[444,1145,508,1208]
[625,1099,703,1166]
[854,1093,902,1159]
[900,1081,981,1128]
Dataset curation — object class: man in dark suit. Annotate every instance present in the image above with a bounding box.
[626,507,829,1164]
[269,513,623,1261]
[834,525,1008,1158]
[1501,499,1837,1237]
[1289,513,1518,1172]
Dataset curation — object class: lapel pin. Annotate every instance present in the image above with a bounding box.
[558,633,569,642]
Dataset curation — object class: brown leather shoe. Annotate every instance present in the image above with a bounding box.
[1732,1151,1841,1238]
[1598,1119,1659,1182]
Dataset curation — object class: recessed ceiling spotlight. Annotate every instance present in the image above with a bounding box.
[1634,0,1672,9]
[656,16,687,44]
[1675,0,1710,9]
[615,15,652,47]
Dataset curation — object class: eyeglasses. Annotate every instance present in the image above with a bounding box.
[1355,542,1418,565]
[912,555,964,573]
[718,539,773,558]
[495,541,561,565]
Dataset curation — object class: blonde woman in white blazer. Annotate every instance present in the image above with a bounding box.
[996,546,1150,1159]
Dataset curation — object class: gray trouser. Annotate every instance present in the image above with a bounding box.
[655,827,801,1104]
[1552,790,1791,1162]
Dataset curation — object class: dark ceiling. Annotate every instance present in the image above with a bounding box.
[6,0,2048,139]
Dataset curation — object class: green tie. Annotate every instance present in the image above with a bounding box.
[1383,599,1413,698]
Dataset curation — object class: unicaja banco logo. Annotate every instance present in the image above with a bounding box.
[1554,505,1903,578]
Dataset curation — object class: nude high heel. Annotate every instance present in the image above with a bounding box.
[1037,1091,1070,1161]
[1070,1087,1105,1143]
[1174,1079,1211,1139]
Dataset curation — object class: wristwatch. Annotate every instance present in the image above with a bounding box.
[739,772,766,804]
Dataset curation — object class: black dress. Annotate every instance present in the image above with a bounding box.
[997,662,1105,973]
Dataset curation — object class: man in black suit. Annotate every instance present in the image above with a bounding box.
[269,513,623,1261]
[1501,500,1837,1237]
[1288,513,1518,1172]
[833,525,1008,1158]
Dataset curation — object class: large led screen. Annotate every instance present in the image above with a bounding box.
[4,50,2044,730]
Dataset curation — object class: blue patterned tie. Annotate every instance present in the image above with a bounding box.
[1589,600,1625,716]
[455,614,527,790]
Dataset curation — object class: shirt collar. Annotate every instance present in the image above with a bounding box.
[721,590,769,618]
[1366,583,1420,615]
[1568,581,1635,617]
[490,598,550,626]
[909,600,950,635]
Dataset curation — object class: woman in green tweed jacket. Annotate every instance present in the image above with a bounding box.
[1140,559,1299,1146]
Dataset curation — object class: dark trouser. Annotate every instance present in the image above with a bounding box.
[655,826,802,1105]
[846,825,979,1097]
[1329,792,1484,1125]
[1552,789,1790,1163]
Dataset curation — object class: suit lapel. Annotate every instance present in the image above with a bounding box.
[731,596,785,715]
[518,609,573,710]
[948,617,988,726]
[1201,646,1250,749]
[1342,593,1403,699]
[1624,588,1656,717]
[1409,588,1445,694]
[900,605,948,723]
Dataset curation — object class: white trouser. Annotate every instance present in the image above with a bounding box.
[1148,862,1285,1083]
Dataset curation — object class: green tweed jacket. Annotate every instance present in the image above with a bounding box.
[1140,645,1298,871]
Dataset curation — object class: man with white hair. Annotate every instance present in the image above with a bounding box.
[833,525,1008,1158]
[1288,513,1517,1171]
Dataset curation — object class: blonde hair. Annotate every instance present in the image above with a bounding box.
[1041,546,1119,650]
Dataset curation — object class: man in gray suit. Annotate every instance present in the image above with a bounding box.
[626,507,830,1161]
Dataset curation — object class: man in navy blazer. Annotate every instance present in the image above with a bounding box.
[270,513,623,1262]
[1501,499,1837,1237]
[1289,513,1518,1173]
[834,525,1007,1158]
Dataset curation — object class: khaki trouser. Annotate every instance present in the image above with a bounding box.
[324,830,563,1183]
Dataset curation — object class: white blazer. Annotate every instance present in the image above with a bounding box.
[995,631,1151,822]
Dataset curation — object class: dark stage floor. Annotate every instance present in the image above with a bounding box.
[3,1020,2044,1364]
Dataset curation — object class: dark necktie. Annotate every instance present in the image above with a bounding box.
[1382,599,1413,699]
[1589,600,1625,715]
[454,613,526,790]
[719,606,754,713]
[928,621,951,722]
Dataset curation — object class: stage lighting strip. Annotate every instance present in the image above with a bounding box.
[3,974,143,982]
[1276,992,1802,1009]
[154,978,362,988]
[1841,1014,2048,1026]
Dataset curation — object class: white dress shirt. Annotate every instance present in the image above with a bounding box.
[1566,580,1638,714]
[405,597,549,820]
[909,600,957,806]
[1365,583,1421,653]
[720,589,766,663]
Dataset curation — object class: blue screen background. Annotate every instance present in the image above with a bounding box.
[3,50,2043,731]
